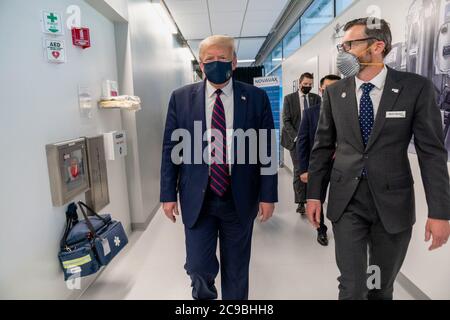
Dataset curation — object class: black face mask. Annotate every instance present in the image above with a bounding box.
[301,86,312,95]
[203,61,233,85]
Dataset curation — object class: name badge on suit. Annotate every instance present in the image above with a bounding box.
[386,111,406,118]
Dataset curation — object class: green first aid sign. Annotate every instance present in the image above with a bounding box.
[42,10,63,35]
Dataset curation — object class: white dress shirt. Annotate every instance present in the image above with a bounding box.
[205,79,234,173]
[355,65,388,117]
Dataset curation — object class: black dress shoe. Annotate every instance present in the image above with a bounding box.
[317,232,329,246]
[296,203,306,215]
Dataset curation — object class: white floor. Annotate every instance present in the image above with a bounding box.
[80,168,414,300]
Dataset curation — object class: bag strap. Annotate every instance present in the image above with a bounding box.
[77,201,99,238]
[77,201,109,239]
[60,202,78,249]
[77,201,109,223]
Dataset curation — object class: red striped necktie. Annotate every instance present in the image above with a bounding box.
[209,89,231,197]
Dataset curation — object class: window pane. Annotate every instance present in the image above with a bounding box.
[271,42,283,69]
[264,56,273,75]
[336,0,354,16]
[283,20,300,58]
[300,0,334,45]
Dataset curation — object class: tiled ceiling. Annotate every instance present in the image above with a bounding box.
[164,0,290,66]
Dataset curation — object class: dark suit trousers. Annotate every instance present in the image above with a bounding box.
[318,170,331,234]
[290,149,306,204]
[184,186,254,300]
[317,204,328,234]
[332,177,412,300]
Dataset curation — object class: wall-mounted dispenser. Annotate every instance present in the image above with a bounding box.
[103,131,127,160]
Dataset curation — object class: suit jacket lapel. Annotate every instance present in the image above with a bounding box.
[231,81,248,172]
[340,77,365,152]
[308,94,315,108]
[191,80,207,154]
[366,68,403,150]
[294,91,301,117]
[233,81,248,131]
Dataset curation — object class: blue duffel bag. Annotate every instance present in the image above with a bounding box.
[77,201,129,267]
[59,203,107,280]
[59,241,100,281]
[58,201,128,281]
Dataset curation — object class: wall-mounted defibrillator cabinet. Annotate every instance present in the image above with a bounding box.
[46,136,111,210]
[46,138,90,207]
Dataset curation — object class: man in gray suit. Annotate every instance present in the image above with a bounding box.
[281,73,321,214]
[306,17,450,300]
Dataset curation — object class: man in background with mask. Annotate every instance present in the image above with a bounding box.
[160,35,278,300]
[281,73,321,215]
[306,17,450,300]
[297,74,341,246]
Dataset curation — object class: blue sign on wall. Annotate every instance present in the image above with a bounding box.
[254,76,282,161]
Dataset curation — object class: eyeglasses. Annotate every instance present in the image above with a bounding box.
[337,37,379,53]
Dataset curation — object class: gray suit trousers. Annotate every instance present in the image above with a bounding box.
[290,149,306,204]
[332,178,412,300]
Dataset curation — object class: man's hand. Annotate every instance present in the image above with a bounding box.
[306,200,321,229]
[425,218,450,251]
[300,172,309,184]
[259,203,275,223]
[162,202,179,223]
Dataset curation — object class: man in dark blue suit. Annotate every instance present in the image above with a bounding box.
[160,35,278,300]
[297,75,341,246]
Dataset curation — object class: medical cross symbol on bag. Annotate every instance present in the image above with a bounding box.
[114,236,121,247]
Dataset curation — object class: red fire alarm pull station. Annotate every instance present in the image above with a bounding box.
[72,27,91,49]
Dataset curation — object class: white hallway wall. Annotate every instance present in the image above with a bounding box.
[0,0,128,299]
[0,0,193,299]
[282,0,450,299]
[123,0,194,229]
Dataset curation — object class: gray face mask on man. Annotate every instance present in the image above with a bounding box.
[336,44,384,78]
[336,51,362,78]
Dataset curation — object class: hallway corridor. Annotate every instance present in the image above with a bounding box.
[80,169,414,300]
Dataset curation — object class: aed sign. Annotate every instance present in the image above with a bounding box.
[72,28,91,49]
[45,39,66,63]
